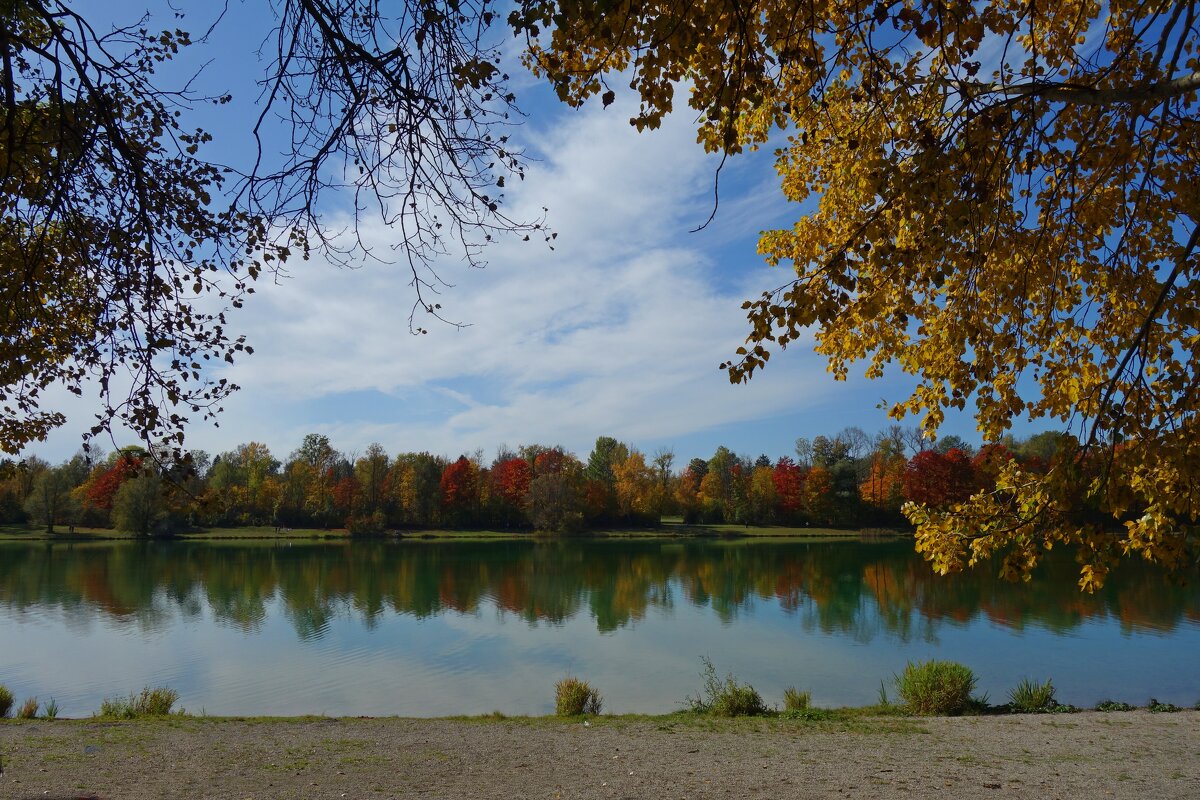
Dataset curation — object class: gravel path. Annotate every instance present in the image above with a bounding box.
[1,712,1197,799]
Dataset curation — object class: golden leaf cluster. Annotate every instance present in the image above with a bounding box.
[515,0,1200,587]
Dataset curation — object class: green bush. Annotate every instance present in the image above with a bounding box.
[97,686,180,719]
[0,685,12,718]
[1008,678,1056,712]
[894,660,977,716]
[17,697,39,719]
[1095,699,1135,712]
[43,697,59,720]
[782,686,811,712]
[688,657,769,717]
[1148,698,1181,713]
[554,677,602,716]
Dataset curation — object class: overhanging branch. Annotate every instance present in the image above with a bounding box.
[954,70,1200,105]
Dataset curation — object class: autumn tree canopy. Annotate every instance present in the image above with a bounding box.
[513,0,1200,586]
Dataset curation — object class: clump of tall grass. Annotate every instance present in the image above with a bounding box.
[0,684,12,717]
[17,697,39,719]
[782,686,811,712]
[894,660,978,716]
[43,697,59,720]
[96,686,180,719]
[687,657,769,717]
[1008,678,1057,713]
[554,677,602,716]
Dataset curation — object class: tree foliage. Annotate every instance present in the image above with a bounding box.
[111,471,167,536]
[515,0,1200,586]
[0,0,546,454]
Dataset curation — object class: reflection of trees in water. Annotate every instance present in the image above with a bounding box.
[0,540,1195,640]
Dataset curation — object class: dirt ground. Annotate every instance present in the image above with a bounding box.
[1,711,1197,799]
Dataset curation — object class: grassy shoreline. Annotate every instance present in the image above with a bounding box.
[0,521,900,543]
[3,704,1195,730]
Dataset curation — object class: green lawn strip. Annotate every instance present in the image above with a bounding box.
[0,522,905,542]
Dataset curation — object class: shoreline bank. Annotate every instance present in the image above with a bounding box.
[0,522,901,543]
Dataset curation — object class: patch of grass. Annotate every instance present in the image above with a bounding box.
[17,696,39,719]
[1148,698,1181,713]
[43,697,59,719]
[0,684,12,717]
[778,707,835,721]
[687,657,769,717]
[1095,699,1135,712]
[96,686,180,719]
[782,686,811,712]
[894,659,978,716]
[1008,678,1058,712]
[554,677,602,716]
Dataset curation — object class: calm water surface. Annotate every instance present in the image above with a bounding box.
[1,538,1197,716]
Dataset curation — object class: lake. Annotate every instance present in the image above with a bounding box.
[1,537,1197,717]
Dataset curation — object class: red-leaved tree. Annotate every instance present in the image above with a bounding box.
[903,449,976,508]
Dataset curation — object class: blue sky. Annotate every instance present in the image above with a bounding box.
[25,1,1037,466]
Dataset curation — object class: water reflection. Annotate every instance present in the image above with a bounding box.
[1,538,1196,640]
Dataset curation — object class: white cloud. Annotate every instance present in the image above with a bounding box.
[22,92,836,464]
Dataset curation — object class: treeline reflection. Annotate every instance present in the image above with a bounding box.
[1,540,1196,640]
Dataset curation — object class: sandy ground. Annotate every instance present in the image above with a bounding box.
[1,711,1197,799]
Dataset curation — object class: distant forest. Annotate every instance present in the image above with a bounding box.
[2,428,1069,536]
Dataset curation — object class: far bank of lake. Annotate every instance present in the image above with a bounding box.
[0,521,876,542]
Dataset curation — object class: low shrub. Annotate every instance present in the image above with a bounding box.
[895,660,977,716]
[43,697,59,720]
[97,686,180,719]
[17,697,39,719]
[687,657,769,717]
[1008,678,1056,713]
[0,685,12,717]
[554,677,602,716]
[1148,698,1181,713]
[783,686,811,712]
[1095,699,1135,712]
[346,511,387,536]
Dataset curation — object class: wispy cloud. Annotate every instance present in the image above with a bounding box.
[194,97,831,460]
[23,79,989,466]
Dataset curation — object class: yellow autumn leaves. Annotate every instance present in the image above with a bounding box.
[514,0,1199,587]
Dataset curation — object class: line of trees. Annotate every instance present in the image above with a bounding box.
[0,428,1069,535]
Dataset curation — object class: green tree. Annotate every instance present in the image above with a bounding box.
[112,472,168,536]
[586,436,629,485]
[23,464,80,533]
